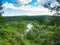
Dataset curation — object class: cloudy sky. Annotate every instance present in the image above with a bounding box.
[2,0,59,16]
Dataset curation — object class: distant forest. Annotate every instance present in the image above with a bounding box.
[0,0,60,45]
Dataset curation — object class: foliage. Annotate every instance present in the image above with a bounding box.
[0,19,31,45]
[0,0,60,44]
[25,24,55,45]
[0,16,60,45]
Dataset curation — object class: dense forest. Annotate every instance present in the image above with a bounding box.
[0,16,60,45]
[0,0,60,45]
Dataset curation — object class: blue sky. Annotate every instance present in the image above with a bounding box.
[2,0,56,6]
[2,0,59,16]
[2,0,37,6]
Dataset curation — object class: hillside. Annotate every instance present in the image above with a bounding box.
[0,16,60,45]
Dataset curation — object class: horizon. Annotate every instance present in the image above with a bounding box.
[2,0,60,16]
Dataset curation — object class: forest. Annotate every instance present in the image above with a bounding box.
[0,16,60,45]
[0,0,60,45]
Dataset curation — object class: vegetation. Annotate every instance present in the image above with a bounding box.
[0,16,60,45]
[0,0,60,45]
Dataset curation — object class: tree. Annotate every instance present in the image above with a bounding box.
[0,0,5,28]
[25,22,55,45]
[57,0,60,3]
[0,0,3,16]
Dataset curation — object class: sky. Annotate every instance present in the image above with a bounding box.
[2,0,60,16]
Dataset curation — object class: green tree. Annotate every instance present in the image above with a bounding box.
[25,22,55,45]
[0,0,5,28]
[50,16,60,26]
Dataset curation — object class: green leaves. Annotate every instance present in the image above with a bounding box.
[25,23,56,45]
[0,16,60,45]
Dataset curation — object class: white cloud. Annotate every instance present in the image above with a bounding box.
[2,1,56,16]
[20,5,50,12]
[37,0,45,4]
[50,1,59,8]
[2,2,50,11]
[2,10,55,16]
[14,0,32,4]
[2,2,20,10]
[2,11,25,16]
